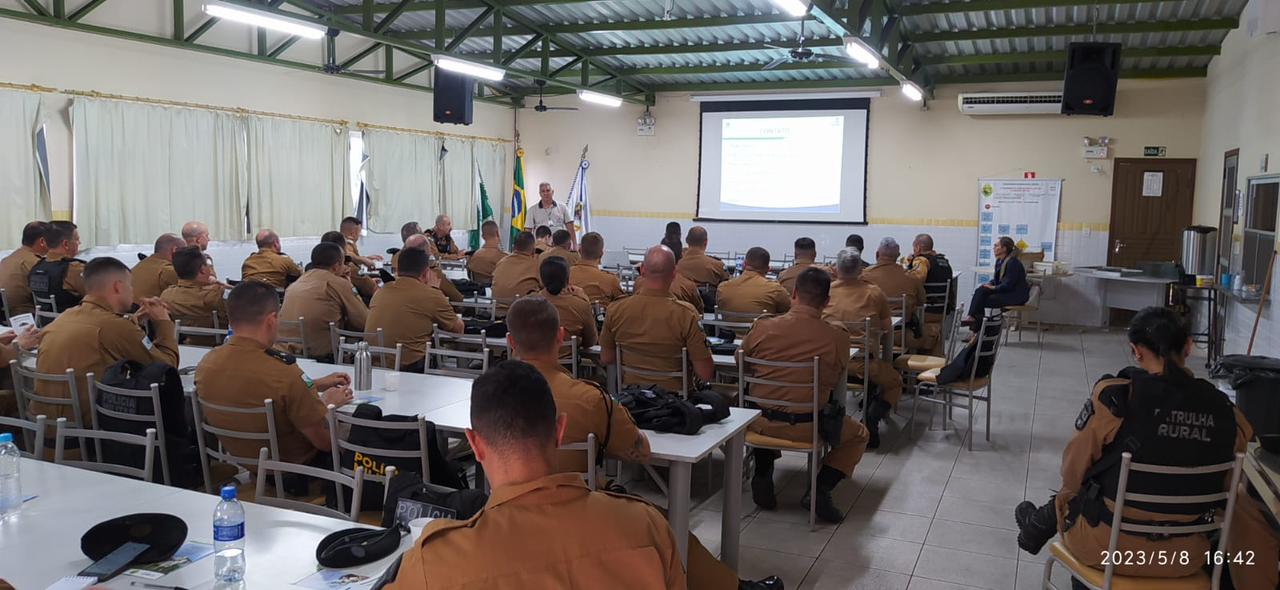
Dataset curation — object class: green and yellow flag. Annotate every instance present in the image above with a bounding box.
[509,147,527,245]
[470,171,494,251]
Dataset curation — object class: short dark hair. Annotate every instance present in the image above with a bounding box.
[744,246,770,271]
[845,234,864,250]
[539,256,570,296]
[481,219,499,237]
[397,246,431,278]
[794,267,832,308]
[400,221,422,243]
[686,226,708,248]
[311,242,345,268]
[21,221,48,247]
[1128,306,1191,366]
[507,296,560,355]
[794,237,816,254]
[513,230,535,253]
[470,360,558,449]
[997,236,1018,255]
[535,225,552,239]
[320,231,345,246]
[340,216,362,230]
[82,257,130,291]
[171,246,207,280]
[551,229,572,247]
[227,281,280,325]
[579,232,604,260]
[664,221,681,237]
[45,221,77,248]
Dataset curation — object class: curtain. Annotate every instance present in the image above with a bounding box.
[363,129,440,234]
[472,141,510,240]
[0,90,48,246]
[245,116,349,238]
[440,137,476,231]
[71,98,245,247]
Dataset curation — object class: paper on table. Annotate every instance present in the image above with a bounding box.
[123,541,214,579]
[43,576,96,590]
[294,569,376,590]
[352,396,384,405]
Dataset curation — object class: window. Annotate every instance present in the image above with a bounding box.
[1242,175,1280,289]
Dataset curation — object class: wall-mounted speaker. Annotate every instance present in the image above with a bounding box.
[1061,42,1122,117]
[433,69,474,125]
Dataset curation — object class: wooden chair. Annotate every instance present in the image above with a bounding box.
[54,418,156,481]
[913,310,1003,451]
[0,413,46,459]
[190,395,280,494]
[255,447,365,522]
[86,374,172,485]
[1042,452,1246,590]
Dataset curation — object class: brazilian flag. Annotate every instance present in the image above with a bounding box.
[509,148,527,246]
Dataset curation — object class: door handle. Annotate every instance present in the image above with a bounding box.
[1113,240,1125,254]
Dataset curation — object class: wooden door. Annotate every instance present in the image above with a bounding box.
[1107,158,1197,268]
[1218,149,1240,281]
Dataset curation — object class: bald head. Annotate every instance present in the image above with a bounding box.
[404,233,429,251]
[686,226,708,249]
[153,233,185,260]
[255,229,280,251]
[640,245,677,289]
[913,233,934,254]
[181,221,210,251]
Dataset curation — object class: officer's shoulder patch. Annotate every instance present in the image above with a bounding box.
[1097,383,1129,418]
[1074,399,1095,431]
[265,347,297,366]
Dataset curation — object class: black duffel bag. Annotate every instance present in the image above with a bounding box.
[614,385,729,435]
[463,318,507,338]
[334,404,464,512]
[450,278,484,298]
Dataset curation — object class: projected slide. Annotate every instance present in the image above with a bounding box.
[698,99,869,224]
[720,116,844,212]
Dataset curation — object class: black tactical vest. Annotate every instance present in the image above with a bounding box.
[28,258,83,312]
[1096,371,1238,515]
[922,253,954,314]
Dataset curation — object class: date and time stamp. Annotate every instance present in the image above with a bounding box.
[1099,550,1257,567]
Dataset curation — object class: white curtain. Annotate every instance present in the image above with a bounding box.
[0,90,48,246]
[440,137,477,231]
[71,98,245,247]
[363,129,440,234]
[473,141,509,238]
[245,116,349,238]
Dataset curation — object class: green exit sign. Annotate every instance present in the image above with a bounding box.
[1144,146,1167,157]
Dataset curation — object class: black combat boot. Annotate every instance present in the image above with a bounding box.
[738,576,784,590]
[801,466,846,524]
[1014,500,1058,555]
[751,448,779,510]
[864,397,891,450]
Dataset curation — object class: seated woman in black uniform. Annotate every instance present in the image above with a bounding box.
[964,235,1029,326]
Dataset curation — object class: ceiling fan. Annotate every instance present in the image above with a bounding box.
[761,20,858,71]
[529,80,579,112]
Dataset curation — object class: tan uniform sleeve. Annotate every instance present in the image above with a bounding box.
[907,256,930,283]
[682,307,712,362]
[333,280,369,331]
[437,270,463,303]
[284,257,303,282]
[1232,407,1253,453]
[600,310,617,353]
[579,303,599,349]
[160,266,179,291]
[284,366,328,433]
[826,327,851,394]
[771,283,792,313]
[1059,379,1126,496]
[105,317,180,368]
[383,546,426,590]
[65,262,86,297]
[653,510,688,590]
[423,291,460,331]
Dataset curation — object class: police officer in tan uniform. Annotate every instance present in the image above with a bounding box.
[568,231,624,305]
[675,226,728,286]
[670,271,704,314]
[181,220,219,280]
[532,225,553,255]
[505,297,783,590]
[318,231,378,302]
[196,281,353,466]
[32,257,179,426]
[716,247,790,317]
[279,242,369,361]
[28,221,86,312]
[467,220,507,285]
[241,229,302,290]
[386,360,683,590]
[340,216,383,270]
[863,237,932,352]
[366,247,463,373]
[131,233,184,301]
[1012,308,1269,585]
[536,257,596,350]
[823,247,901,449]
[391,234,463,303]
[601,245,712,392]
[0,221,49,318]
[742,267,869,524]
[427,215,464,261]
[0,326,41,413]
[538,229,580,266]
[161,247,228,343]
[906,233,953,357]
[491,231,542,315]
[777,237,831,295]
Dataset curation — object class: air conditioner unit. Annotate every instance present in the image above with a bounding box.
[957,91,1064,116]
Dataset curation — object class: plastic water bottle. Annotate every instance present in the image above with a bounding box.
[213,485,246,585]
[0,433,20,519]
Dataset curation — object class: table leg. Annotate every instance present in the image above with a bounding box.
[668,461,692,566]
[720,431,745,571]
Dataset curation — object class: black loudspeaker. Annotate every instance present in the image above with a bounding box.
[1061,42,1122,116]
[433,69,474,125]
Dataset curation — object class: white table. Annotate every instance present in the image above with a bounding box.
[0,459,410,589]
[1078,270,1174,320]
[423,400,758,569]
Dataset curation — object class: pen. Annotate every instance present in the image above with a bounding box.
[130,582,190,590]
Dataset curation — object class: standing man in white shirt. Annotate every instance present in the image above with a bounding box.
[528,182,576,250]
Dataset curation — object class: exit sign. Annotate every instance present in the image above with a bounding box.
[1144,146,1167,157]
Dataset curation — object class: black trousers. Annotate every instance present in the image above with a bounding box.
[966,287,1027,320]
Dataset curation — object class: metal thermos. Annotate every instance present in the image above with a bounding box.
[354,341,373,392]
[1180,225,1217,277]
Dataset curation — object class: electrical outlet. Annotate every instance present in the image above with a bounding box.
[1083,146,1110,159]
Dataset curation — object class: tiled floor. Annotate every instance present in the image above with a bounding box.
[632,327,1187,590]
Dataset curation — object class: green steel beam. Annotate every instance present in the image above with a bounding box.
[185,16,219,43]
[471,38,846,61]
[650,78,895,92]
[257,26,267,56]
[69,0,111,22]
[20,0,49,17]
[340,42,383,70]
[543,13,803,34]
[335,1,623,15]
[932,66,1208,84]
[618,61,871,76]
[384,44,394,80]
[361,0,374,30]
[898,0,1193,17]
[502,33,544,65]
[394,59,433,82]
[267,35,300,58]
[492,6,504,64]
[373,0,414,34]
[548,55,584,78]
[810,0,918,87]
[445,6,494,52]
[921,44,1220,66]
[170,0,182,38]
[0,7,516,106]
[434,0,444,49]
[911,18,1238,43]
[53,0,64,19]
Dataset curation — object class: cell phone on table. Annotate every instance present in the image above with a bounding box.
[78,541,149,582]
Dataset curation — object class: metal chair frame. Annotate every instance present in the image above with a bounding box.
[423,343,491,379]
[86,374,171,485]
[329,323,385,365]
[1005,283,1044,345]
[326,404,431,488]
[255,447,365,522]
[9,360,81,427]
[54,417,156,481]
[0,413,46,459]
[614,344,689,398]
[558,433,599,491]
[336,337,404,371]
[191,395,280,493]
[32,293,60,327]
[912,310,1004,450]
[174,314,228,346]
[277,316,309,358]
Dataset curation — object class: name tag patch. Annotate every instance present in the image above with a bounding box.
[1075,399,1094,431]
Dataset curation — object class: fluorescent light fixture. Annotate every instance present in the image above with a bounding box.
[203,2,325,39]
[690,90,882,102]
[434,56,506,81]
[844,38,881,68]
[901,81,924,102]
[770,0,809,17]
[578,90,623,108]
